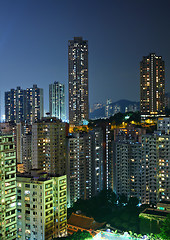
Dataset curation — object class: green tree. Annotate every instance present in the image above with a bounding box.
[159,214,170,240]
[128,197,139,207]
[69,230,93,240]
[118,194,128,205]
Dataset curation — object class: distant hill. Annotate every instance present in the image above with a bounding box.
[90,99,140,119]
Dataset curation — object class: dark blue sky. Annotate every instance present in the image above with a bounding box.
[0,0,170,117]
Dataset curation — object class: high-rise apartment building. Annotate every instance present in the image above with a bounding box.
[67,132,93,206]
[103,124,113,190]
[165,92,170,109]
[0,135,17,239]
[157,117,170,134]
[140,53,165,116]
[5,87,26,123]
[22,133,32,172]
[16,122,32,169]
[26,84,44,124]
[141,133,170,204]
[32,117,66,176]
[68,37,89,126]
[17,170,67,239]
[49,81,66,121]
[105,99,112,118]
[113,141,141,200]
[90,128,104,195]
[5,85,43,124]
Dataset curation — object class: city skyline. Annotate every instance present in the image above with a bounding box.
[0,0,170,118]
[0,1,170,239]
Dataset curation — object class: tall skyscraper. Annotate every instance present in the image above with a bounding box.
[0,135,17,239]
[26,84,44,124]
[68,37,89,126]
[32,117,66,176]
[113,141,141,200]
[49,81,66,121]
[140,53,165,116]
[67,132,93,206]
[141,133,170,205]
[5,85,43,124]
[5,87,26,123]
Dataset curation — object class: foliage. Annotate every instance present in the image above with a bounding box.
[128,197,139,207]
[158,214,170,240]
[68,189,143,233]
[118,194,128,205]
[54,230,92,240]
[68,230,93,240]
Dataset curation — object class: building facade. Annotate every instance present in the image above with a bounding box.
[0,135,17,239]
[5,85,43,124]
[32,117,66,176]
[67,132,93,206]
[140,53,165,117]
[17,171,67,239]
[157,117,170,134]
[113,141,142,200]
[49,81,66,121]
[141,134,170,204]
[26,84,44,124]
[90,128,104,195]
[5,87,26,123]
[68,37,89,126]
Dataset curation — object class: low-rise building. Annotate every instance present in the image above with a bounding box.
[67,213,105,236]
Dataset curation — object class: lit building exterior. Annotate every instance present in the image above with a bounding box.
[17,170,67,239]
[165,92,170,109]
[67,132,92,207]
[113,141,142,200]
[103,124,113,190]
[5,87,26,123]
[49,81,66,121]
[16,122,32,172]
[157,117,170,134]
[141,134,170,204]
[105,99,112,118]
[22,133,32,172]
[68,37,89,126]
[140,53,165,117]
[26,84,44,124]
[113,104,120,115]
[32,117,66,176]
[0,135,17,239]
[5,85,43,124]
[90,128,104,195]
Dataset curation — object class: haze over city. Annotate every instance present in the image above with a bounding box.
[0,0,170,117]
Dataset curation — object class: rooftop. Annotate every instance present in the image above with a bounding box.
[68,213,105,230]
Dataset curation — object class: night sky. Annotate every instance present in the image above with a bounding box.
[0,0,170,118]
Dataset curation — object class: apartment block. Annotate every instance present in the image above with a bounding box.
[17,170,67,239]
[0,135,17,239]
[32,117,66,175]
[113,141,142,200]
[141,134,170,204]
[67,132,92,206]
